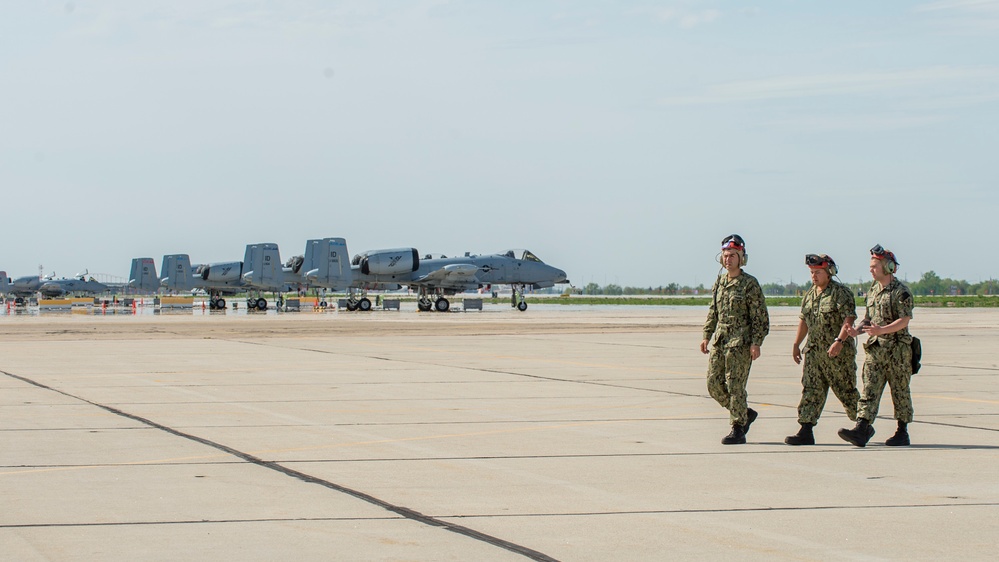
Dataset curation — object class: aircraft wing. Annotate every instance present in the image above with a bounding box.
[410,263,480,289]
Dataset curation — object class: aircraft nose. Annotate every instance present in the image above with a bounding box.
[554,269,568,283]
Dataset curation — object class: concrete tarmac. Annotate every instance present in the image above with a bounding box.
[2,305,997,561]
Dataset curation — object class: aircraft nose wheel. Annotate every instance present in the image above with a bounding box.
[517,301,528,311]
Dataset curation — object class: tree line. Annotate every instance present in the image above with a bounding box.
[576,271,999,297]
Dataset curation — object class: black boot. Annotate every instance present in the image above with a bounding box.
[885,421,910,446]
[721,424,746,445]
[838,418,875,447]
[785,423,815,446]
[744,408,759,436]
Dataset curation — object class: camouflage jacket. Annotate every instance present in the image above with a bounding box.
[865,277,914,346]
[800,280,857,350]
[703,271,770,348]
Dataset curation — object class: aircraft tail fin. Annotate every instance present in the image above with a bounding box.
[241,243,282,288]
[160,254,195,292]
[302,237,353,290]
[0,272,8,295]
[128,258,159,293]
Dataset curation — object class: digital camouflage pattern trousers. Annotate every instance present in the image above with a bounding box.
[796,346,859,425]
[707,345,752,426]
[858,340,914,424]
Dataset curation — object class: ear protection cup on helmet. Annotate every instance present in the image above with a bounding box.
[828,263,837,276]
[871,244,898,276]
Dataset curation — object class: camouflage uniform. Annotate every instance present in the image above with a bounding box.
[703,272,770,425]
[857,278,914,423]
[796,280,859,424]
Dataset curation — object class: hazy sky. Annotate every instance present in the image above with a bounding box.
[2,1,997,287]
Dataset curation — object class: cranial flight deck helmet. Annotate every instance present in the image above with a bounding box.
[870,244,898,274]
[720,234,747,266]
[805,253,838,276]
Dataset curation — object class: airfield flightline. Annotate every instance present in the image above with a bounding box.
[2,306,997,561]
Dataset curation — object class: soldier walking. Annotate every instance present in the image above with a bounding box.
[700,234,770,445]
[786,254,860,445]
[839,244,915,447]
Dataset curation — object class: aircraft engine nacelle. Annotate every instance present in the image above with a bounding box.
[357,248,420,276]
[200,262,243,282]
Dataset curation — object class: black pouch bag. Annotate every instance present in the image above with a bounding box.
[911,337,922,374]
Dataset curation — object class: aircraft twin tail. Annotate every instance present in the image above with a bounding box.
[160,238,352,310]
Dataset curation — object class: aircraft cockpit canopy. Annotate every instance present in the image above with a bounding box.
[504,249,544,263]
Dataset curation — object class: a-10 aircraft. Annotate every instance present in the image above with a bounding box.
[345,246,569,312]
[2,260,161,304]
[5,241,569,313]
[160,238,351,309]
[39,271,110,298]
[1,271,110,301]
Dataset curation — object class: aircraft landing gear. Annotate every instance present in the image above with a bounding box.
[343,292,372,312]
[209,294,227,310]
[417,289,450,312]
[512,284,528,312]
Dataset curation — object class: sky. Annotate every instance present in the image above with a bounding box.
[2,1,997,288]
